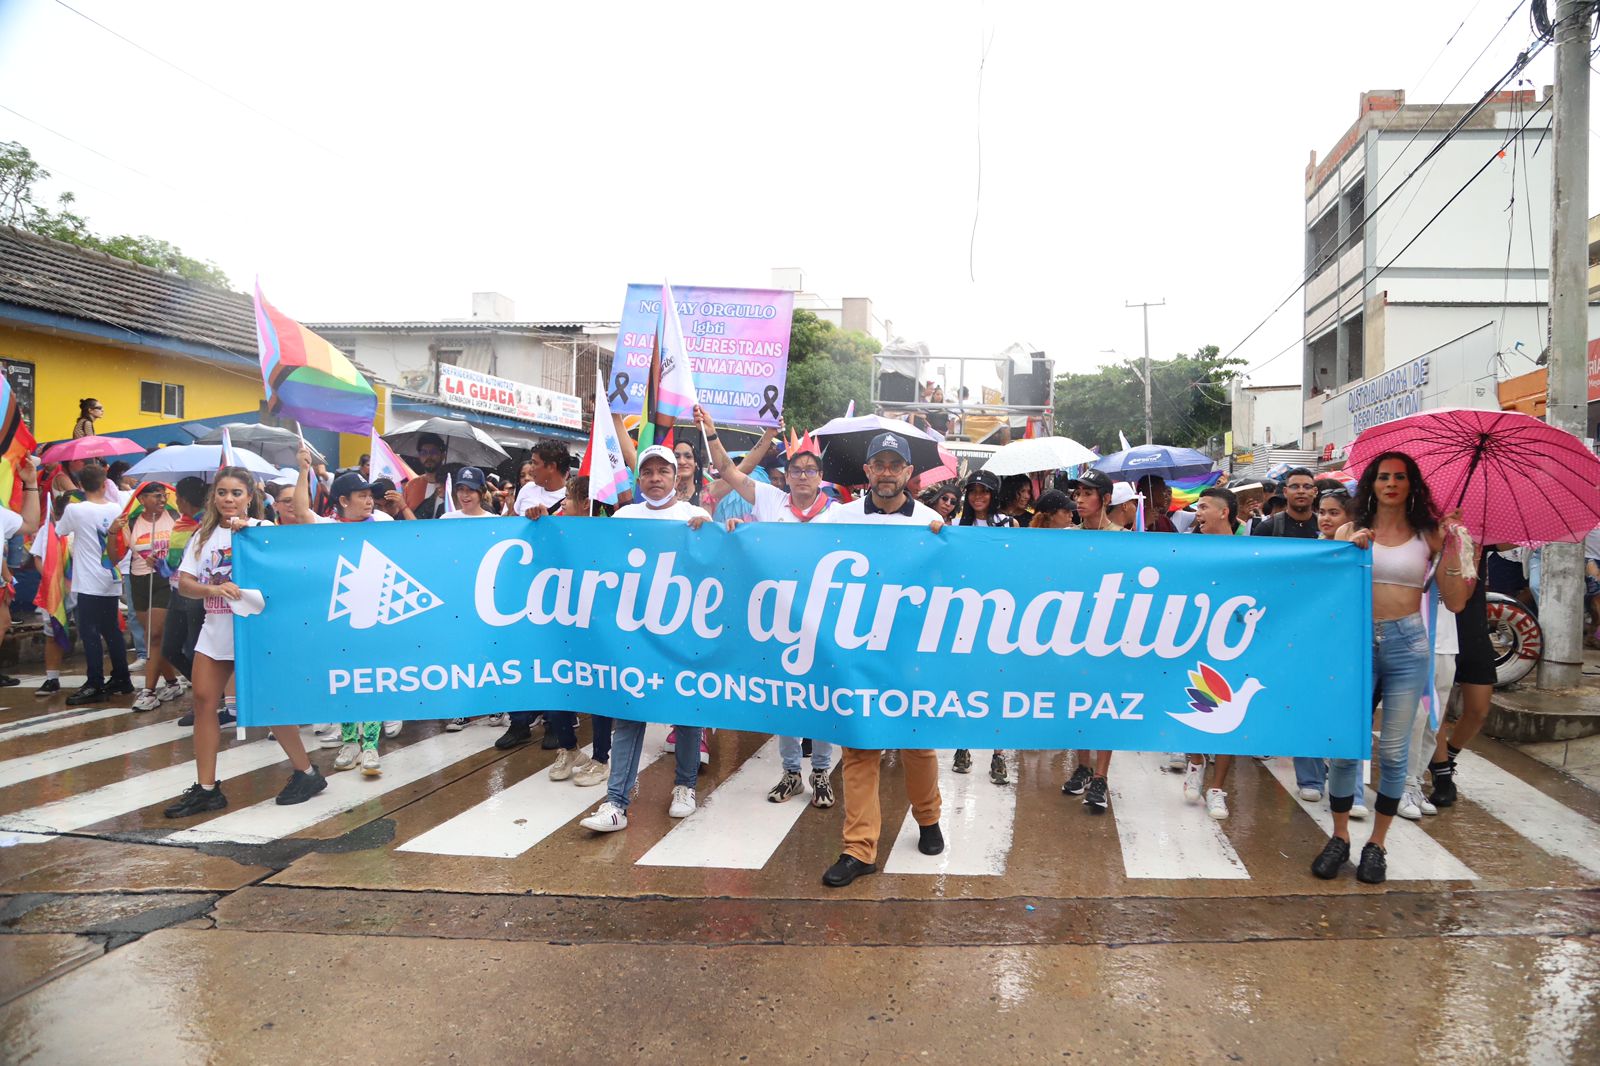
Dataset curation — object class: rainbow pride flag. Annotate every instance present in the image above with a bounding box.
[34,507,70,650]
[1167,470,1223,511]
[103,480,179,574]
[165,514,199,578]
[254,281,377,434]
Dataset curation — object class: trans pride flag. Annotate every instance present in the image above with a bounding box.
[580,365,632,506]
[254,282,377,434]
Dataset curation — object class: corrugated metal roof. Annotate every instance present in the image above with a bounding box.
[0,226,256,356]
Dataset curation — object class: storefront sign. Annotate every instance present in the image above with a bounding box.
[437,363,581,430]
[1346,355,1429,435]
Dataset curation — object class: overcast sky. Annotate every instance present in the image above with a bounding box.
[0,0,1587,389]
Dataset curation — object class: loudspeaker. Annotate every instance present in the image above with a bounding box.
[1007,365,1052,406]
[877,371,916,403]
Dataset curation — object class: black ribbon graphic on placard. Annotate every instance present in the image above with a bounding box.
[758,385,781,419]
[608,374,630,404]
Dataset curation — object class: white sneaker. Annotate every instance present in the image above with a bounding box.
[359,748,381,776]
[382,721,402,738]
[155,681,184,703]
[312,724,343,748]
[580,801,628,833]
[1298,787,1323,802]
[668,785,697,818]
[549,749,578,782]
[1182,761,1204,804]
[1398,786,1424,822]
[484,713,507,727]
[1350,799,1370,820]
[444,718,466,732]
[571,759,608,787]
[132,688,160,711]
[1167,753,1187,771]
[1419,792,1438,816]
[1205,788,1230,821]
[127,657,147,673]
[333,742,360,770]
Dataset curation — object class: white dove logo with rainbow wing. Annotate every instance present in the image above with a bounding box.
[1167,662,1263,735]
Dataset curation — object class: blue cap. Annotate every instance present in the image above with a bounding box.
[866,431,912,465]
[455,466,487,491]
[329,471,373,499]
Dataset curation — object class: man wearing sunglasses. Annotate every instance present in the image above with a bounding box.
[1252,467,1319,539]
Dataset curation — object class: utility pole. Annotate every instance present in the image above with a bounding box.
[1127,299,1164,444]
[1539,0,1590,690]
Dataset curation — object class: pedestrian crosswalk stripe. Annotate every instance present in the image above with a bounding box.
[2,675,89,692]
[1451,750,1600,879]
[1261,758,1479,881]
[637,737,816,870]
[0,740,287,840]
[1106,751,1251,880]
[0,717,192,790]
[0,705,134,741]
[166,730,502,846]
[882,751,1016,877]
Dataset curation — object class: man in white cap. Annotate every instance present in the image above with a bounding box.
[579,444,712,833]
[1106,481,1139,530]
[811,430,946,887]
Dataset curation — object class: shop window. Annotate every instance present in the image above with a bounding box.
[139,380,185,417]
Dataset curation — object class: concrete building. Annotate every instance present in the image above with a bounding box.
[1301,88,1558,450]
[1229,382,1302,453]
[771,268,885,341]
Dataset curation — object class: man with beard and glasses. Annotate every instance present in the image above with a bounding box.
[811,431,947,887]
[1252,468,1319,539]
[402,433,449,519]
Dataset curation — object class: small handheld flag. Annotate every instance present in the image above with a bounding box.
[219,427,244,471]
[369,428,415,485]
[582,364,633,506]
[441,472,456,515]
[654,282,698,423]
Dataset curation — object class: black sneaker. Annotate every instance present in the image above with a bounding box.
[1311,836,1351,880]
[275,767,327,806]
[1356,842,1387,884]
[65,685,108,707]
[767,770,804,803]
[33,678,60,698]
[1428,759,1457,808]
[0,673,19,687]
[989,752,1009,785]
[495,723,533,750]
[918,823,945,856]
[809,770,835,808]
[177,709,196,727]
[1061,763,1093,796]
[217,708,236,727]
[104,678,136,696]
[822,853,878,887]
[163,782,227,819]
[539,729,563,750]
[801,738,813,758]
[1083,774,1109,812]
[952,749,972,774]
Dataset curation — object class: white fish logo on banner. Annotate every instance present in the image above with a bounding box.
[329,542,443,630]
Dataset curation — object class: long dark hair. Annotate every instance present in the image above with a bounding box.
[195,467,265,551]
[1354,450,1438,533]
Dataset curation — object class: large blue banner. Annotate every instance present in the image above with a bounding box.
[234,521,1373,757]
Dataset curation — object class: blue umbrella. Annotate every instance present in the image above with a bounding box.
[125,444,280,483]
[1091,444,1215,481]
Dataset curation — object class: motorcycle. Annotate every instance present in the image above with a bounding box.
[1486,592,1543,688]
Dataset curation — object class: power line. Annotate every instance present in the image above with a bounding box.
[0,102,181,193]
[50,0,345,162]
[1243,92,1554,380]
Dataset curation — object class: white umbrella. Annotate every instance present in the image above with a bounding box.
[981,436,1098,476]
[125,444,280,483]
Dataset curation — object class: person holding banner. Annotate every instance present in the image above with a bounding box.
[811,431,946,887]
[439,468,496,518]
[516,442,571,519]
[1179,487,1245,821]
[164,466,326,818]
[1314,453,1471,885]
[696,406,837,809]
[578,445,711,833]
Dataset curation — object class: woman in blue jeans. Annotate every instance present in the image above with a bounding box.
[1313,452,1470,885]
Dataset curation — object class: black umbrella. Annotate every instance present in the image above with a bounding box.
[812,414,942,485]
[383,417,511,469]
[197,423,324,467]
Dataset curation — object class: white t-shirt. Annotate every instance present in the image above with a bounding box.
[439,509,497,519]
[179,525,237,615]
[1435,601,1460,655]
[514,482,566,516]
[311,511,393,524]
[812,496,941,527]
[56,499,123,596]
[0,504,21,544]
[1171,509,1197,533]
[612,498,712,522]
[749,481,832,524]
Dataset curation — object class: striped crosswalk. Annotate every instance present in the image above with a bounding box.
[1,698,1597,888]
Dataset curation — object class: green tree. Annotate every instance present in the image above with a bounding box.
[781,308,879,429]
[1053,344,1243,453]
[0,141,230,287]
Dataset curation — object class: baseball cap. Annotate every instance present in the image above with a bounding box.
[965,469,1001,493]
[1071,469,1113,495]
[371,477,397,497]
[1109,482,1138,507]
[455,466,487,491]
[865,431,913,465]
[329,471,373,499]
[1033,489,1072,514]
[638,444,676,472]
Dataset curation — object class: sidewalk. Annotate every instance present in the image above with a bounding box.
[1494,646,1600,792]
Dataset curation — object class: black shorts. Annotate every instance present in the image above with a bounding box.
[1454,595,1497,686]
[128,572,172,611]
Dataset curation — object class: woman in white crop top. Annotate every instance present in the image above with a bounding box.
[1311,451,1471,887]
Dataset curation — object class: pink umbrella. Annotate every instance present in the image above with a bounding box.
[40,435,147,464]
[1348,407,1600,545]
[927,445,959,484]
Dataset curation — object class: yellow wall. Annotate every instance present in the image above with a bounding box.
[0,325,265,441]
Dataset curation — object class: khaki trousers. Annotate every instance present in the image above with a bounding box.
[841,747,942,863]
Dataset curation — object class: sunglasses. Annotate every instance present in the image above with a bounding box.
[937,495,957,505]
